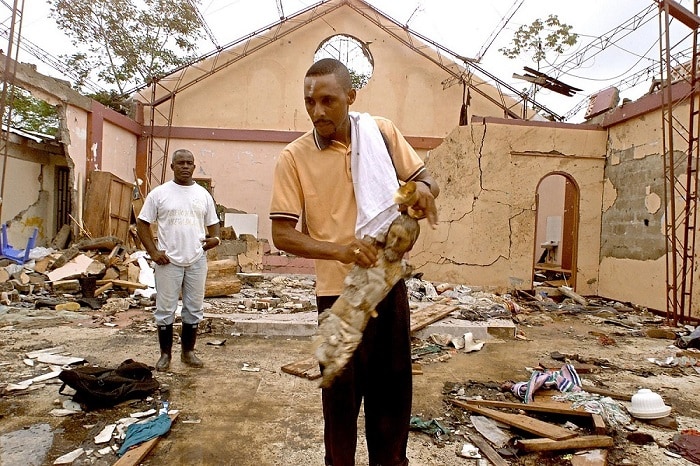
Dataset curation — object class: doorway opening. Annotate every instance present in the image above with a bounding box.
[533,172,580,289]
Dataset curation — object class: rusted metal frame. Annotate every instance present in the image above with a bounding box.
[146,79,177,190]
[660,0,700,324]
[660,1,679,323]
[678,6,700,324]
[346,2,562,120]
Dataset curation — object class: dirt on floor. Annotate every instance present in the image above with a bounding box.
[0,283,699,466]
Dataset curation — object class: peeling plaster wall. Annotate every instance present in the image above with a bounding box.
[0,129,67,245]
[0,157,49,244]
[101,121,137,179]
[413,121,607,293]
[599,106,675,313]
[64,104,89,222]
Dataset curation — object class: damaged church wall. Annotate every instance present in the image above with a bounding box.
[599,104,685,314]
[137,1,523,244]
[0,132,65,246]
[100,121,138,179]
[412,119,607,294]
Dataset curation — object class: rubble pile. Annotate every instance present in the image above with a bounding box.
[1,251,700,464]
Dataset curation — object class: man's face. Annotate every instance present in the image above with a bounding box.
[171,152,195,185]
[304,73,356,141]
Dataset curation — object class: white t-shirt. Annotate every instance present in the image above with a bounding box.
[138,181,219,266]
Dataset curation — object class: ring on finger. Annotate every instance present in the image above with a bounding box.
[353,248,361,256]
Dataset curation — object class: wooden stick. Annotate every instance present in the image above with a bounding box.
[516,435,613,452]
[456,398,591,417]
[94,282,113,296]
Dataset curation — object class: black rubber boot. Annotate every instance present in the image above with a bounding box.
[181,323,204,368]
[156,324,173,372]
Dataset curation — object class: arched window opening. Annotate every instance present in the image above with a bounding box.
[314,34,374,89]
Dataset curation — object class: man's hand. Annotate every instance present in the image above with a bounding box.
[399,181,438,229]
[149,250,170,265]
[201,237,220,251]
[341,240,378,268]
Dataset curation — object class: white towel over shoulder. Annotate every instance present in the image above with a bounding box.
[350,112,400,239]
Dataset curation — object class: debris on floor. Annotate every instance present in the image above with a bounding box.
[1,266,700,464]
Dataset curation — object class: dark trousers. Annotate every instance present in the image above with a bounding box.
[317,280,412,466]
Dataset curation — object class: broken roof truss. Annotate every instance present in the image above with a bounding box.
[141,0,562,189]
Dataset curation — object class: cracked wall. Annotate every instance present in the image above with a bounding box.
[412,120,607,294]
[0,129,67,246]
[598,105,673,312]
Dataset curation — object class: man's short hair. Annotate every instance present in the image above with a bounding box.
[306,58,353,90]
[172,149,194,163]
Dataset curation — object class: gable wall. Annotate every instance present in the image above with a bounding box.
[140,4,521,244]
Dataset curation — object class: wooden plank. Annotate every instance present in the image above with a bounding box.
[516,435,613,452]
[591,414,607,435]
[411,363,423,375]
[462,399,591,417]
[467,434,510,466]
[281,357,321,380]
[94,282,113,296]
[410,303,458,333]
[449,400,577,441]
[113,412,178,466]
[583,386,632,402]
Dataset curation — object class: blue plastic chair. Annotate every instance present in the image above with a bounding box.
[1,224,38,264]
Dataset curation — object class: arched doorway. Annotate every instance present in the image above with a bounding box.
[533,173,580,289]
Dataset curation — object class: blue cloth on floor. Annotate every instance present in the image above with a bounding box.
[118,413,172,456]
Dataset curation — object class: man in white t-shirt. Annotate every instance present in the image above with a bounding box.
[136,149,221,371]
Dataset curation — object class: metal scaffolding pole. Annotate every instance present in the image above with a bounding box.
[658,0,700,325]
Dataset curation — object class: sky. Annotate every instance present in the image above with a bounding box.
[7,0,697,122]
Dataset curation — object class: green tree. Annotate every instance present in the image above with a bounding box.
[48,0,204,96]
[350,70,370,89]
[4,87,59,136]
[499,14,578,70]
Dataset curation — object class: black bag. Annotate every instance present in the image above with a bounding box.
[58,359,159,409]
